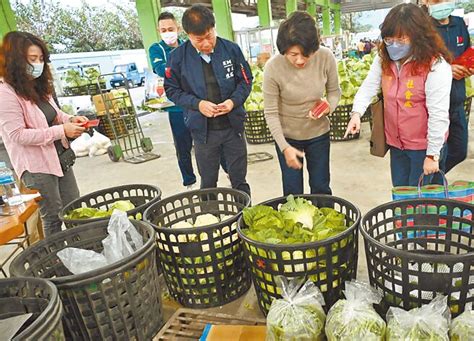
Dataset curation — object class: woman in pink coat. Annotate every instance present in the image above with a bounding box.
[0,32,87,237]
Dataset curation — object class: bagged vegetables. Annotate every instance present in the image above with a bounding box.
[266,276,326,341]
[450,309,474,341]
[386,295,451,341]
[325,281,386,340]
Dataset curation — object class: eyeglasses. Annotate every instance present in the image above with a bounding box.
[383,37,410,46]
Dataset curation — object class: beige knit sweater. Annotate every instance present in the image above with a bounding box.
[263,47,341,151]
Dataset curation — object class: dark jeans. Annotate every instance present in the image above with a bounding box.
[390,145,446,187]
[194,128,250,196]
[276,133,331,196]
[169,112,228,186]
[169,111,196,186]
[21,169,80,237]
[444,102,468,173]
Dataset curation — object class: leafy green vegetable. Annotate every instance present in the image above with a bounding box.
[325,281,386,341]
[244,64,264,112]
[450,310,474,341]
[267,277,326,341]
[65,200,135,220]
[386,296,450,341]
[242,196,348,245]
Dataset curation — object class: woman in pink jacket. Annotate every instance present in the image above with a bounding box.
[0,32,87,237]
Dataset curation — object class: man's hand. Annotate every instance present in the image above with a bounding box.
[283,146,305,170]
[199,100,219,118]
[70,116,89,124]
[344,113,361,138]
[452,64,469,81]
[63,122,85,139]
[423,157,439,175]
[215,99,234,116]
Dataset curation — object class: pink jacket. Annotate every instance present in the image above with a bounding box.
[381,61,430,150]
[0,81,71,178]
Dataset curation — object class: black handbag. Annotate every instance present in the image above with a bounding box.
[57,146,76,172]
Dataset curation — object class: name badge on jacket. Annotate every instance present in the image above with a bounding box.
[223,59,234,79]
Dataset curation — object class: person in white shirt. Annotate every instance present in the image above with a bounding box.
[345,3,452,187]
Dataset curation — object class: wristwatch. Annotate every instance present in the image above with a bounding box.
[426,155,440,162]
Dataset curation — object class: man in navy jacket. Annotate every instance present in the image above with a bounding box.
[425,1,472,177]
[164,5,253,195]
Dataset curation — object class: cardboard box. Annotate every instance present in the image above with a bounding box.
[202,325,266,341]
[92,93,119,115]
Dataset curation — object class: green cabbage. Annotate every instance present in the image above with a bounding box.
[65,200,135,220]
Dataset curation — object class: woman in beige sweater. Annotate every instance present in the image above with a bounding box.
[263,11,341,195]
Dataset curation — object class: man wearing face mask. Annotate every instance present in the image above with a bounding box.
[425,0,472,178]
[164,5,253,196]
[149,12,198,190]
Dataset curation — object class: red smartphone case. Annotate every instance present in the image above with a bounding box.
[453,47,474,69]
[310,101,330,118]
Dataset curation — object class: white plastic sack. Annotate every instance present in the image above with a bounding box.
[266,276,326,341]
[386,295,451,340]
[57,210,144,275]
[325,281,386,340]
[88,131,111,157]
[450,309,474,341]
[70,133,91,157]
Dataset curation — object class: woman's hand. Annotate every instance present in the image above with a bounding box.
[283,146,305,170]
[423,157,439,175]
[70,116,89,124]
[63,122,85,139]
[344,112,361,138]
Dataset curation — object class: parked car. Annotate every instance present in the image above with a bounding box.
[110,63,145,88]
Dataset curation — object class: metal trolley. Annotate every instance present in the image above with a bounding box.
[97,72,160,164]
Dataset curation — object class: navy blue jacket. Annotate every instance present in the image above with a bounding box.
[148,39,184,113]
[434,16,471,106]
[164,37,253,143]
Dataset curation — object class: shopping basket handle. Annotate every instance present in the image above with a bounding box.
[417,170,449,199]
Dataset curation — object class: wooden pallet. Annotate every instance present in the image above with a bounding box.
[154,308,266,340]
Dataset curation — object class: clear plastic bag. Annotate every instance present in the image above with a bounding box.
[386,295,451,341]
[325,281,386,341]
[57,210,144,275]
[450,309,474,341]
[266,276,326,341]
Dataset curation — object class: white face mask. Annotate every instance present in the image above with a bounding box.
[27,62,45,79]
[161,31,178,46]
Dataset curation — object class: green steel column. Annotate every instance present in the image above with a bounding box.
[0,0,17,40]
[334,7,342,35]
[212,0,234,41]
[306,0,317,17]
[257,0,272,27]
[286,0,298,17]
[322,0,331,36]
[135,0,161,68]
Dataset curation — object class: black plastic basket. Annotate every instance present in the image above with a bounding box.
[465,96,472,124]
[144,188,252,308]
[0,278,64,340]
[60,184,161,228]
[361,198,474,317]
[244,110,274,144]
[237,194,361,315]
[9,220,163,340]
[329,104,360,141]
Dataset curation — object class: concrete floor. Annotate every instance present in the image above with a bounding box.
[72,110,474,321]
[1,108,473,324]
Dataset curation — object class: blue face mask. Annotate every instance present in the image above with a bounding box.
[386,42,411,61]
[27,62,44,79]
[429,2,455,21]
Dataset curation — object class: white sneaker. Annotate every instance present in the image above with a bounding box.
[186,183,197,191]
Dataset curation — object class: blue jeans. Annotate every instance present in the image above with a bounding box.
[169,111,196,186]
[390,145,446,187]
[444,102,468,173]
[276,133,331,196]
